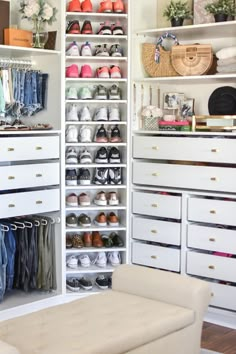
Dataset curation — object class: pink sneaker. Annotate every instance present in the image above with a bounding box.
[80,64,93,78]
[66,64,79,78]
[109,65,122,78]
[96,66,109,78]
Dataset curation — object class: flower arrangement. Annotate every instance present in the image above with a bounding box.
[163,0,193,20]
[205,0,235,15]
[20,0,57,25]
[142,106,163,118]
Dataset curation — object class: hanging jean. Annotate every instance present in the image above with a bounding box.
[0,229,8,302]
[4,227,16,291]
[0,74,5,118]
[42,73,48,109]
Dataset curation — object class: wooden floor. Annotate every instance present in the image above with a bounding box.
[201,322,236,354]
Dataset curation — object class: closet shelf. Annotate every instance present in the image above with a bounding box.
[66,265,116,274]
[134,74,236,84]
[66,225,126,232]
[66,99,127,104]
[132,130,236,137]
[65,78,127,83]
[66,247,126,254]
[65,164,127,168]
[66,34,128,41]
[65,185,127,190]
[66,205,126,211]
[135,20,236,40]
[66,56,128,62]
[66,12,128,20]
[0,130,61,136]
[65,142,127,147]
[65,121,127,125]
[0,44,60,57]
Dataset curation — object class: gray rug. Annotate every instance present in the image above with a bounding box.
[201,350,221,354]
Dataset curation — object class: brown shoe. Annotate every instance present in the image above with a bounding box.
[83,231,92,247]
[92,231,104,247]
[71,234,84,248]
[107,212,119,227]
[94,212,107,227]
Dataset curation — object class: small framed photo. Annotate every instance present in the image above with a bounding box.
[180,98,195,118]
[163,92,185,110]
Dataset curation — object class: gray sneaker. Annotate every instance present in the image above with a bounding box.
[94,85,108,100]
[108,84,121,100]
[78,168,91,185]
[66,213,78,227]
[78,213,91,227]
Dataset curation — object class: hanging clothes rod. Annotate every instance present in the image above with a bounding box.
[0,58,33,68]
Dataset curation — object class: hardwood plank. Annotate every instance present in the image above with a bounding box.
[201,322,236,354]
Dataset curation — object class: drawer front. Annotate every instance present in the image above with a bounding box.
[187,224,236,254]
[0,163,60,190]
[133,161,236,193]
[188,198,236,227]
[133,136,236,164]
[0,136,60,162]
[132,217,181,245]
[132,191,181,219]
[210,282,236,311]
[0,189,60,218]
[132,242,180,272]
[187,251,236,283]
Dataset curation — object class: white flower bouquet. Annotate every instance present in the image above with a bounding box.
[20,0,57,25]
[141,105,163,131]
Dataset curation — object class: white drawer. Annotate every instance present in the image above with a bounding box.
[133,136,236,164]
[0,136,59,162]
[188,197,236,227]
[0,162,60,190]
[187,224,236,254]
[132,217,181,245]
[210,282,236,311]
[132,191,181,219]
[0,189,60,218]
[133,161,236,193]
[187,251,236,283]
[132,242,180,272]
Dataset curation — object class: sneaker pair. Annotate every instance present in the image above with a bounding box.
[94,43,123,57]
[67,105,92,121]
[66,277,92,291]
[93,84,122,100]
[97,21,124,35]
[95,146,121,163]
[93,167,122,185]
[66,125,92,143]
[67,86,94,100]
[93,105,121,121]
[67,0,93,12]
[94,212,119,227]
[94,191,119,206]
[95,124,122,143]
[98,0,124,13]
[102,232,124,247]
[66,41,93,56]
[96,65,122,79]
[66,64,93,78]
[66,20,93,34]
[66,148,92,164]
[66,192,91,207]
[66,168,91,185]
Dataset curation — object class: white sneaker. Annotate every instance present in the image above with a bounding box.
[93,107,108,121]
[94,191,107,206]
[81,41,92,56]
[67,104,79,121]
[80,106,92,121]
[93,252,107,268]
[66,255,78,269]
[66,125,78,143]
[66,148,78,164]
[80,125,92,143]
[66,41,80,56]
[109,105,121,121]
[108,251,121,267]
[79,254,91,268]
[80,149,92,164]
[66,87,78,100]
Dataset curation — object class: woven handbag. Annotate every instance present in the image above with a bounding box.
[142,32,180,77]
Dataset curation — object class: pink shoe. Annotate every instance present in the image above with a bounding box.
[109,65,121,78]
[96,66,109,78]
[66,64,79,78]
[80,64,93,78]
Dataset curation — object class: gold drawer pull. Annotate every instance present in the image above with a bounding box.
[152,146,159,150]
[209,238,216,242]
[8,176,15,180]
[210,210,216,214]
[152,173,159,177]
[151,255,157,259]
[211,292,214,297]
[36,200,43,204]
[8,148,14,152]
[8,204,15,208]
[210,177,217,181]
[211,148,219,153]
[208,265,215,270]
[36,174,43,178]
[151,203,158,208]
[35,146,43,150]
[151,230,158,234]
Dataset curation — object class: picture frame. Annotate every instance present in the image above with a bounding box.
[180,98,195,118]
[163,92,185,110]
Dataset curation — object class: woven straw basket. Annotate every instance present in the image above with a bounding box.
[142,43,179,77]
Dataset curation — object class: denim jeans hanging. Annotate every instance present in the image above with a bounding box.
[0,228,8,302]
[4,227,16,291]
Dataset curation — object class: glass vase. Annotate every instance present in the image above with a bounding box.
[32,20,48,49]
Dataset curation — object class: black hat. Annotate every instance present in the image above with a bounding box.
[208,86,236,115]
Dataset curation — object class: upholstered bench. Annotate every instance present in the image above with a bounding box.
[0,264,211,354]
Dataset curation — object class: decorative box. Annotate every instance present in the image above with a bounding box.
[0,0,9,44]
[159,120,191,131]
[4,28,32,47]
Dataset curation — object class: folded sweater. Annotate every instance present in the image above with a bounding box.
[217,63,236,73]
[218,56,236,66]
[216,46,236,59]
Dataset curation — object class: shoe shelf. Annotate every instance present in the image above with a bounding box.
[66,288,111,296]
[66,247,125,254]
[135,74,236,85]
[66,78,127,83]
[65,121,127,125]
[66,56,128,62]
[66,12,128,20]
[66,225,126,232]
[0,44,61,57]
[66,34,128,41]
[66,265,115,274]
[65,142,127,146]
[66,185,127,190]
[66,99,127,104]
[65,163,126,168]
[66,205,126,211]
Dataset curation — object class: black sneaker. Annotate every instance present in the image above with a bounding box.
[94,44,109,57]
[79,277,93,290]
[109,167,122,184]
[66,169,77,186]
[95,275,109,290]
[109,232,124,247]
[78,168,91,185]
[94,167,109,185]
[95,147,108,163]
[108,147,121,163]
[108,275,112,288]
[109,44,123,57]
[95,124,108,143]
[110,125,122,143]
[66,278,80,292]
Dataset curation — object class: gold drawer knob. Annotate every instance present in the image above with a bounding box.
[151,230,158,234]
[211,148,219,153]
[210,210,216,214]
[151,255,157,259]
[152,173,159,177]
[208,265,215,270]
[209,238,216,242]
[8,204,15,208]
[36,174,43,178]
[151,203,158,208]
[36,146,43,150]
[36,200,43,204]
[8,176,15,180]
[210,177,218,181]
[152,146,159,150]
[8,148,14,152]
[211,292,214,297]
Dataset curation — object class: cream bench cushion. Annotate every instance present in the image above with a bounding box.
[0,340,19,354]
